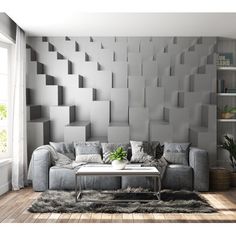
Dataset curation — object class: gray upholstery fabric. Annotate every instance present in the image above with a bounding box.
[32,149,52,191]
[189,147,209,191]
[130,141,162,162]
[163,142,191,165]
[29,145,209,192]
[75,143,100,155]
[75,154,102,163]
[49,166,121,190]
[162,165,193,190]
[49,142,75,160]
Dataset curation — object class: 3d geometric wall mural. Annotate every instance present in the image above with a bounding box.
[26,37,217,165]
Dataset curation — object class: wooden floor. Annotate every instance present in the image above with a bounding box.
[0,187,236,223]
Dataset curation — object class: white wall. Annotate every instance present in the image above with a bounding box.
[0,160,12,196]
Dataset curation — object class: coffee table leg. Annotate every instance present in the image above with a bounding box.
[75,174,78,202]
[158,176,161,200]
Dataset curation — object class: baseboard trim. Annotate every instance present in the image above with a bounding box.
[0,181,11,196]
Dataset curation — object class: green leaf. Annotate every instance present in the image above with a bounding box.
[109,146,127,161]
[222,135,236,167]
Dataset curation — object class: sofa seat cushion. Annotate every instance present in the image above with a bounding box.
[49,166,121,190]
[162,164,193,190]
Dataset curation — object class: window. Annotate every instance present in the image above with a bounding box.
[0,42,10,158]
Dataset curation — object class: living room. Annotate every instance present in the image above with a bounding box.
[0,0,236,234]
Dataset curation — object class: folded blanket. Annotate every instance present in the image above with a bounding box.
[130,154,168,179]
[27,145,84,181]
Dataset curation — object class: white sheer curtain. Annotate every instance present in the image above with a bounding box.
[11,26,27,190]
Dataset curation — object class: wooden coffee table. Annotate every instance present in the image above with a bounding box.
[75,165,161,202]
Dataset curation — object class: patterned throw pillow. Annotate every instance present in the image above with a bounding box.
[101,143,129,164]
[74,141,102,163]
[163,142,191,165]
[75,154,102,163]
[49,142,75,160]
[130,140,162,163]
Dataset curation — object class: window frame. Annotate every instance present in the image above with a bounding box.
[0,40,11,159]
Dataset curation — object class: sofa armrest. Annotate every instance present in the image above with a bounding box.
[189,147,209,191]
[32,149,52,191]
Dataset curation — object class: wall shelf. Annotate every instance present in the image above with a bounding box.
[217,119,236,122]
[217,66,236,71]
[217,93,236,96]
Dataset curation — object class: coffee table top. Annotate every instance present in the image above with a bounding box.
[76,165,160,176]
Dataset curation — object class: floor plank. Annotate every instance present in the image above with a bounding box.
[79,213,92,223]
[100,213,113,223]
[122,213,133,223]
[57,213,71,223]
[90,213,102,223]
[1,187,236,223]
[68,213,82,223]
[111,213,123,223]
[46,213,61,223]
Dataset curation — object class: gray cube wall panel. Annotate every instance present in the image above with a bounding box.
[50,106,75,142]
[145,87,164,120]
[128,76,145,107]
[27,36,217,164]
[90,101,110,137]
[129,107,149,141]
[108,123,130,143]
[64,121,91,143]
[27,119,50,159]
[111,88,128,122]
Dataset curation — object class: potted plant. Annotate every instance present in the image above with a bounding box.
[221,105,236,119]
[109,147,128,170]
[222,135,236,187]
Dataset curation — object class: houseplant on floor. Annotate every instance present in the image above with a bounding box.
[109,147,128,170]
[222,135,236,186]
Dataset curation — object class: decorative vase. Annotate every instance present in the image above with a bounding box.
[221,112,234,119]
[112,160,127,170]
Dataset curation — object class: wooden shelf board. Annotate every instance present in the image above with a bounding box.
[217,66,236,71]
[217,93,236,96]
[217,119,236,122]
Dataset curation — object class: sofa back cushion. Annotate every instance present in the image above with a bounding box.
[101,143,130,164]
[163,142,191,165]
[130,140,162,162]
[49,142,75,160]
[74,141,102,163]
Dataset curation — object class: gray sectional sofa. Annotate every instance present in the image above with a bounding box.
[30,146,209,192]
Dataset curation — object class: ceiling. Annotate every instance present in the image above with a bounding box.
[5,12,236,38]
[2,0,236,38]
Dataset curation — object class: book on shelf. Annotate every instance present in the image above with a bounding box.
[217,79,225,93]
[225,88,236,93]
[217,53,233,66]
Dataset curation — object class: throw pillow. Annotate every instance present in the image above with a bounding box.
[101,143,129,164]
[163,142,191,165]
[49,142,75,160]
[75,154,102,163]
[130,140,162,162]
[74,141,102,163]
[55,152,73,167]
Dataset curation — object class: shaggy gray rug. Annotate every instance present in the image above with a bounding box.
[28,188,216,213]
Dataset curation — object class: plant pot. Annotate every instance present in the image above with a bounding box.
[221,112,235,119]
[112,160,127,170]
[231,172,236,187]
